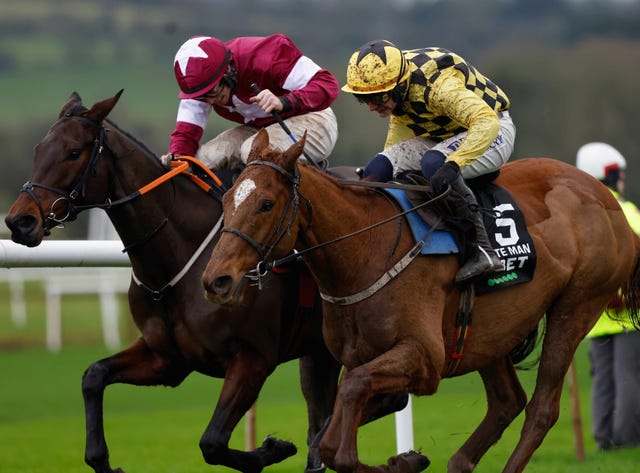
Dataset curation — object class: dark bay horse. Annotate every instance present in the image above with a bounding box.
[202,129,640,473]
[4,92,342,473]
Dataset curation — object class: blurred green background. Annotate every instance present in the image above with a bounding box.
[2,0,640,237]
[2,1,640,471]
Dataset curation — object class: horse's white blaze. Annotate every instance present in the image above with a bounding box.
[233,179,256,213]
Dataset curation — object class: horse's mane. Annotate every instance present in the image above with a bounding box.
[215,167,243,190]
[102,117,242,191]
[103,118,160,164]
[65,100,163,166]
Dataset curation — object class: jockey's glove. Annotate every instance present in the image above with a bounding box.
[429,161,460,195]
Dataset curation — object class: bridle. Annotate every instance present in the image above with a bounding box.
[221,160,304,284]
[20,113,108,234]
[20,113,199,238]
[19,111,226,300]
[222,160,448,296]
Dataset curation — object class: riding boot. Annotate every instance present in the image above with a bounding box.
[447,176,505,284]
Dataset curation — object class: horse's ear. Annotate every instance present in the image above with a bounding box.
[85,89,124,123]
[58,91,83,118]
[247,128,270,164]
[282,130,307,170]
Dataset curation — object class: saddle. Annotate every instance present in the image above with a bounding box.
[393,170,537,295]
[396,170,499,233]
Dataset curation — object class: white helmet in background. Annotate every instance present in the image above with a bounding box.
[576,142,626,180]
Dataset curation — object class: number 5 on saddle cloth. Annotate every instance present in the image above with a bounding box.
[386,182,536,295]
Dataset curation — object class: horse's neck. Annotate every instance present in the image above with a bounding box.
[104,125,221,282]
[299,167,402,287]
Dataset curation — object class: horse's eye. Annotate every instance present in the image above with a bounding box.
[260,200,274,212]
[67,149,82,161]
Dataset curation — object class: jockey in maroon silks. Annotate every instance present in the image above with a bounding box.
[165,34,339,170]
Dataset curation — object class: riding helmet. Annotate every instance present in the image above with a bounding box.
[576,142,626,181]
[173,36,231,99]
[342,39,411,94]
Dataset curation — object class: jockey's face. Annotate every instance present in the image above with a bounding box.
[197,82,229,106]
[367,98,396,117]
[354,92,396,117]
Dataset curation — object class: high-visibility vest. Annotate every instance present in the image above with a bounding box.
[587,190,640,338]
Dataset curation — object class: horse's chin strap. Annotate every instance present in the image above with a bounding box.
[224,159,302,284]
[19,116,106,233]
[19,182,70,235]
[235,160,450,296]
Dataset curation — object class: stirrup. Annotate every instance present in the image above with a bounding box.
[455,247,504,284]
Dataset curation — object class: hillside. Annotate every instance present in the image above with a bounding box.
[2,0,640,232]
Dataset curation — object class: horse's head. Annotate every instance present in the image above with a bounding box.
[202,128,307,305]
[5,90,123,246]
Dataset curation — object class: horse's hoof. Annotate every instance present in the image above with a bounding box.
[387,451,430,473]
[305,462,326,473]
[305,446,326,473]
[257,435,298,465]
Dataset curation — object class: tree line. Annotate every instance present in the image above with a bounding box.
[2,0,640,233]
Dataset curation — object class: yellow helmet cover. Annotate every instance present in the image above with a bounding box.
[342,40,411,94]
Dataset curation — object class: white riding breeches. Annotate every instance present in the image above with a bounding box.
[382,111,516,179]
[196,107,338,170]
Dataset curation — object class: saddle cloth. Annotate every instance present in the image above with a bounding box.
[385,188,459,255]
[385,183,537,295]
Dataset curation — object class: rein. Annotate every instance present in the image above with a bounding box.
[22,113,228,300]
[131,215,224,301]
[21,114,107,233]
[228,160,449,300]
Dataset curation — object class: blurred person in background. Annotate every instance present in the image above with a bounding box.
[341,39,515,283]
[576,141,640,451]
[164,34,339,169]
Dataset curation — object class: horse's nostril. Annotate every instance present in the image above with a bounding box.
[5,214,38,235]
[213,275,233,295]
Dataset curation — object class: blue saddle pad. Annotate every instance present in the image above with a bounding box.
[386,183,536,294]
[386,188,459,255]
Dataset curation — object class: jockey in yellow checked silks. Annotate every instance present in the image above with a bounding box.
[342,39,516,284]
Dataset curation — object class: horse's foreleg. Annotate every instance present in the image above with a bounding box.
[198,351,296,473]
[319,340,435,473]
[82,337,189,473]
[310,390,409,472]
[299,351,341,473]
[447,358,527,473]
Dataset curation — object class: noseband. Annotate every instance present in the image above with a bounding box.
[222,160,451,296]
[221,160,303,286]
[21,113,106,234]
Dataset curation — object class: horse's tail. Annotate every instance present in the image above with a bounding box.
[620,238,640,330]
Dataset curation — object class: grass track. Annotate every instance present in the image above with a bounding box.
[0,283,638,472]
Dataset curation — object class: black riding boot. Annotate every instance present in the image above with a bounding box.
[448,176,504,283]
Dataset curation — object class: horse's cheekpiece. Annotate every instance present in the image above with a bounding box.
[385,184,536,295]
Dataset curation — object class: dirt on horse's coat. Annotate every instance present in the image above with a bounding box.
[203,128,640,473]
[4,93,342,473]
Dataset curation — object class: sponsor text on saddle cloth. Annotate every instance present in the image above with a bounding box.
[386,183,536,295]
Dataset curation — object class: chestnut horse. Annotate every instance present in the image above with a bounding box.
[202,129,640,473]
[4,92,342,473]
